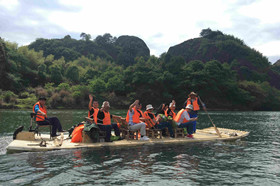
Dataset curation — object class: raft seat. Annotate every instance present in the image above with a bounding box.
[118,118,139,140]
[85,117,106,142]
[163,127,184,138]
[146,128,162,139]
[145,120,163,139]
[174,128,185,138]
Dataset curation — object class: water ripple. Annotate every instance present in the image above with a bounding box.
[1,111,280,185]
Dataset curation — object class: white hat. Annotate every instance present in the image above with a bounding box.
[102,101,110,108]
[186,104,193,110]
[188,92,197,97]
[146,104,154,110]
[169,103,175,107]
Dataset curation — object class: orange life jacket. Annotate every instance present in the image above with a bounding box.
[71,124,84,143]
[170,110,176,119]
[164,109,168,117]
[101,111,111,125]
[126,107,140,123]
[174,109,190,123]
[187,97,200,111]
[138,109,144,117]
[143,111,156,128]
[33,102,47,121]
[88,107,99,123]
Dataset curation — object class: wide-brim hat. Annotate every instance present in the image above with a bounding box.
[146,104,154,110]
[188,92,197,97]
[102,101,110,108]
[38,97,47,101]
[186,104,193,110]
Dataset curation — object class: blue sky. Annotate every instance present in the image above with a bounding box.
[1,0,280,63]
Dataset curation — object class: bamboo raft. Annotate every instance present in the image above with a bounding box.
[6,127,249,153]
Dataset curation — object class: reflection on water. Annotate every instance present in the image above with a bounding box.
[0,110,280,185]
[1,142,253,185]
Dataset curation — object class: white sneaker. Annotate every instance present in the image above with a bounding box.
[140,136,150,141]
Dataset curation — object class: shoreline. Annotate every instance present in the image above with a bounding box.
[0,107,279,112]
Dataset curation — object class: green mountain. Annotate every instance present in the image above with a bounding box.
[28,33,150,66]
[167,28,280,90]
[1,29,280,110]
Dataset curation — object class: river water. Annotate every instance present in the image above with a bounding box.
[0,110,279,185]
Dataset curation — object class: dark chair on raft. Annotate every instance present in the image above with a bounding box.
[29,113,52,139]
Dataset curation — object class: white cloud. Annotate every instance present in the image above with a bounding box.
[1,0,280,62]
[0,0,19,10]
[254,41,280,57]
[238,0,280,24]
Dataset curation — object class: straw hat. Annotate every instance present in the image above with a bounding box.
[188,92,197,97]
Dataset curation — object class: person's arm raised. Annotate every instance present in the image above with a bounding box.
[129,100,139,112]
[170,100,176,107]
[88,94,93,110]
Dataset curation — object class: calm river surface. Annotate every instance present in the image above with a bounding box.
[0,109,279,185]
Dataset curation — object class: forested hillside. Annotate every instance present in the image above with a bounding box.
[167,28,280,90]
[28,33,150,66]
[1,29,280,110]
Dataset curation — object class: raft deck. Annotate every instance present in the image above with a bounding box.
[6,127,249,153]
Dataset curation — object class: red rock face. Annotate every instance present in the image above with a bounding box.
[167,34,276,87]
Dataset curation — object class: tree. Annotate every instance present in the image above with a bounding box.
[45,54,54,68]
[38,64,48,82]
[106,74,125,92]
[57,82,71,91]
[95,33,116,46]
[66,65,80,83]
[49,65,63,85]
[80,32,91,41]
[89,79,106,94]
[200,28,212,37]
[63,35,71,40]
[0,39,11,90]
[200,28,223,39]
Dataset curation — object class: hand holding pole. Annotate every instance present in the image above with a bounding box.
[198,96,222,138]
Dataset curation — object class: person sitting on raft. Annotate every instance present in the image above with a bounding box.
[144,104,175,138]
[174,104,198,138]
[156,103,169,116]
[138,103,144,117]
[88,94,99,124]
[33,97,65,137]
[97,101,122,142]
[155,103,171,135]
[166,100,176,119]
[126,100,149,141]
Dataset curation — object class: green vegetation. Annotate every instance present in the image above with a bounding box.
[0,29,280,110]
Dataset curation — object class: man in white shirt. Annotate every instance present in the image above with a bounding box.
[175,104,198,138]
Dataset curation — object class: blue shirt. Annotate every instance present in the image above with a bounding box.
[34,105,40,113]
